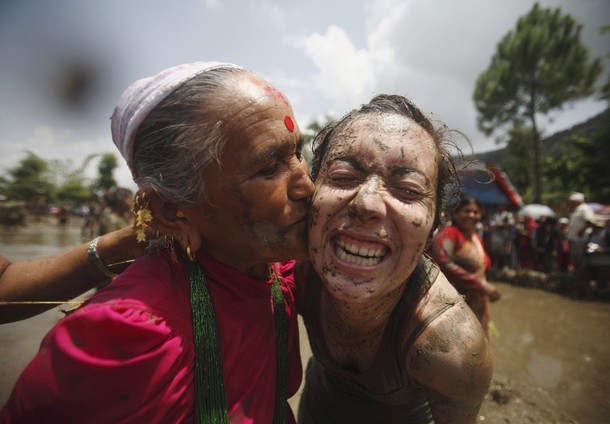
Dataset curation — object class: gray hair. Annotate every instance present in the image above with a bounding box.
[132,66,249,205]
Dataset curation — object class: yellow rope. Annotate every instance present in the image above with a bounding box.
[0,301,85,305]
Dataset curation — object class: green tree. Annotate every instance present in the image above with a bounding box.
[302,115,335,168]
[56,178,91,205]
[572,125,610,202]
[48,154,97,205]
[598,25,610,102]
[95,153,119,191]
[473,3,602,203]
[502,124,535,202]
[4,152,56,202]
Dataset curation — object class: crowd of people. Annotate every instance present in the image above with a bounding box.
[474,192,606,277]
[0,58,606,423]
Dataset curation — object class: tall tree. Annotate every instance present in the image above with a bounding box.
[4,151,56,203]
[473,3,602,202]
[48,153,97,203]
[303,115,335,168]
[598,25,610,102]
[94,153,119,191]
[503,124,535,201]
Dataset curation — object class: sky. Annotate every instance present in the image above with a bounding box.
[0,0,608,190]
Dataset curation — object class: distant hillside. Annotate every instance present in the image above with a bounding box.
[473,107,610,168]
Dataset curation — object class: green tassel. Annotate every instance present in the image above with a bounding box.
[183,251,229,424]
[183,251,288,424]
[269,265,288,424]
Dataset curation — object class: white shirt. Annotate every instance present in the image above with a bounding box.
[567,203,594,242]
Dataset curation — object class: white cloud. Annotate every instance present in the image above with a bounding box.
[203,0,222,9]
[295,21,399,114]
[1,0,607,184]
[254,1,287,30]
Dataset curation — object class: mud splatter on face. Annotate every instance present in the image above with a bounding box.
[373,138,389,153]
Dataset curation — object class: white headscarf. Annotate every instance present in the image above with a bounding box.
[110,61,243,176]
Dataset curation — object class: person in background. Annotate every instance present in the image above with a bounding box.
[567,192,595,272]
[430,194,501,337]
[555,217,571,273]
[297,95,493,423]
[98,187,134,235]
[535,216,556,273]
[56,201,71,226]
[489,203,515,270]
[81,196,102,239]
[1,61,313,423]
[515,214,537,270]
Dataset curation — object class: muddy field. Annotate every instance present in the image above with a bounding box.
[1,218,609,422]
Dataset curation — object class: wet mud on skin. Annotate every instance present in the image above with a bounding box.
[2,218,609,423]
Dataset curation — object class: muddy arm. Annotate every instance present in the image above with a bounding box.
[407,300,492,423]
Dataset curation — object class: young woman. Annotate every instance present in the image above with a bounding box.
[297,95,493,423]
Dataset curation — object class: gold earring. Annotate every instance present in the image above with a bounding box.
[133,192,153,243]
[186,246,195,262]
[176,210,185,218]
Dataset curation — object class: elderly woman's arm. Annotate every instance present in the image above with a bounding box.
[0,226,142,323]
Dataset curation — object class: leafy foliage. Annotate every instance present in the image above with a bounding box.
[476,107,610,204]
[473,2,602,202]
[302,115,336,168]
[4,152,56,202]
[94,153,119,191]
[1,151,120,208]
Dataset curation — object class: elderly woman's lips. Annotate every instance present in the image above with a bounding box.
[333,234,388,267]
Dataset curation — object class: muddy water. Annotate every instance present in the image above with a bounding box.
[0,217,88,407]
[1,218,609,422]
[484,283,610,422]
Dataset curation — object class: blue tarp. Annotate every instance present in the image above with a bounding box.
[459,165,523,207]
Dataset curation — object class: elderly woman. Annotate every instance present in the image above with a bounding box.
[431,194,501,337]
[1,62,314,423]
[296,95,492,423]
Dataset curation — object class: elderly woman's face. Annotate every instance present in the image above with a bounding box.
[185,77,314,274]
[308,113,438,302]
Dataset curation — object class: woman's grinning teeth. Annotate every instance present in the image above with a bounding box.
[334,235,387,266]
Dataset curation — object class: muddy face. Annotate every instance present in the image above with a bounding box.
[308,113,438,303]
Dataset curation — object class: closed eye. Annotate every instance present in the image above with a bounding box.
[327,171,362,188]
[258,161,280,177]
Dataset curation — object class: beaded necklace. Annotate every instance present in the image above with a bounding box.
[183,253,288,424]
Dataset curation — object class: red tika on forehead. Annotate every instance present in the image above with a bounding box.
[245,74,290,106]
[284,115,295,132]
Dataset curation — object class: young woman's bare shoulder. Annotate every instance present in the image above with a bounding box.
[406,272,491,397]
